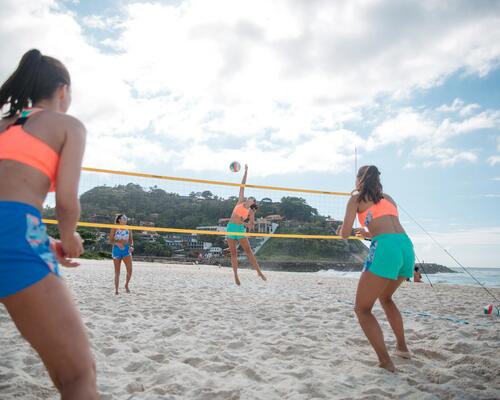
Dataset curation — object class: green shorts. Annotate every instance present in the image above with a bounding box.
[364,233,414,280]
[226,222,246,240]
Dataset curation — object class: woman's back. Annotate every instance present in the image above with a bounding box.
[0,110,84,209]
[356,193,405,237]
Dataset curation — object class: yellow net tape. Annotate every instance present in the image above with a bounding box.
[42,219,360,240]
[82,167,351,197]
[45,166,359,240]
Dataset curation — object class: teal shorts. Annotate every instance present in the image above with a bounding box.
[364,233,414,280]
[226,222,246,240]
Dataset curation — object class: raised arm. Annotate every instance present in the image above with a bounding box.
[238,164,248,202]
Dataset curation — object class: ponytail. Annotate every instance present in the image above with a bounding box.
[357,165,383,203]
[0,49,70,118]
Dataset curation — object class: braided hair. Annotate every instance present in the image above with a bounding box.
[357,165,383,203]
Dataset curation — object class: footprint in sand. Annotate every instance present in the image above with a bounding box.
[182,357,204,367]
[161,327,180,337]
[101,347,119,357]
[126,382,145,393]
[124,361,144,372]
[147,353,166,363]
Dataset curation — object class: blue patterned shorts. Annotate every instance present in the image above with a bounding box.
[0,201,59,298]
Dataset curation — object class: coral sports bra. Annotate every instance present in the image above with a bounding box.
[232,203,250,220]
[0,109,59,192]
[357,198,398,227]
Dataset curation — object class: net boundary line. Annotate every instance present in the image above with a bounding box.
[82,167,351,197]
[42,219,361,240]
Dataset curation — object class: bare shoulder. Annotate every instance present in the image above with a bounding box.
[59,113,86,135]
[383,193,397,205]
[348,193,360,204]
[37,110,86,135]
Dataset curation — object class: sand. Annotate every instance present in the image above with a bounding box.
[1,260,499,399]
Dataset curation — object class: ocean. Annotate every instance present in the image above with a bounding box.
[315,267,500,288]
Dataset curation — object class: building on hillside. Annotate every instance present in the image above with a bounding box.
[137,232,160,242]
[207,247,222,257]
[218,218,231,227]
[255,218,274,234]
[265,214,285,222]
[140,221,155,227]
[196,226,226,232]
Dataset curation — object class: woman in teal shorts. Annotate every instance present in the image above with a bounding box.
[226,164,267,285]
[337,165,414,372]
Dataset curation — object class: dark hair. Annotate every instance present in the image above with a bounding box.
[115,214,125,224]
[414,266,419,272]
[357,165,383,203]
[0,49,70,118]
[248,197,258,210]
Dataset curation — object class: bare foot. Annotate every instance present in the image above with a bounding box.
[125,286,131,294]
[234,276,241,286]
[259,272,267,281]
[115,290,119,295]
[378,359,395,373]
[394,349,411,359]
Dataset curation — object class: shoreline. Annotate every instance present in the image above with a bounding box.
[112,256,457,274]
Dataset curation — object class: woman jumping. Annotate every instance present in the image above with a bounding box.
[337,165,414,372]
[109,214,134,295]
[0,49,97,398]
[226,164,267,285]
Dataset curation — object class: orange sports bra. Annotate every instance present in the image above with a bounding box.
[357,198,398,227]
[0,109,59,192]
[233,203,250,220]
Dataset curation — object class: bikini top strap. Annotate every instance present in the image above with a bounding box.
[12,117,28,126]
[12,109,43,127]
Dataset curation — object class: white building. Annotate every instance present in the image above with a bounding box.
[207,247,223,256]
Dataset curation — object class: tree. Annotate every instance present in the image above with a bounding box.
[279,197,318,221]
[201,191,213,199]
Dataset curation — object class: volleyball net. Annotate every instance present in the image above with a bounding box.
[43,167,368,268]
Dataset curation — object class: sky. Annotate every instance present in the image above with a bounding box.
[1,0,499,267]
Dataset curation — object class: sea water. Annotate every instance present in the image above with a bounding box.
[315,267,500,288]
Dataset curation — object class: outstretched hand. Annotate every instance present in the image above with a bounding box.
[335,225,343,236]
[50,239,80,268]
[354,227,372,240]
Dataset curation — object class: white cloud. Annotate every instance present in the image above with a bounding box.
[81,15,120,30]
[437,98,465,113]
[368,103,499,166]
[368,110,435,148]
[1,0,500,176]
[488,156,500,166]
[437,98,481,117]
[409,227,500,268]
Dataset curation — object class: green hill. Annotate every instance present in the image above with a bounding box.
[44,184,368,263]
[257,223,368,263]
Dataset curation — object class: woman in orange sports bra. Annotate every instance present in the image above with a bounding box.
[0,49,97,398]
[337,165,414,373]
[226,164,267,285]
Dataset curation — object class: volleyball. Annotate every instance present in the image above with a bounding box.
[229,161,241,172]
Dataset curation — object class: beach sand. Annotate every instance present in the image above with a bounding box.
[1,260,499,399]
